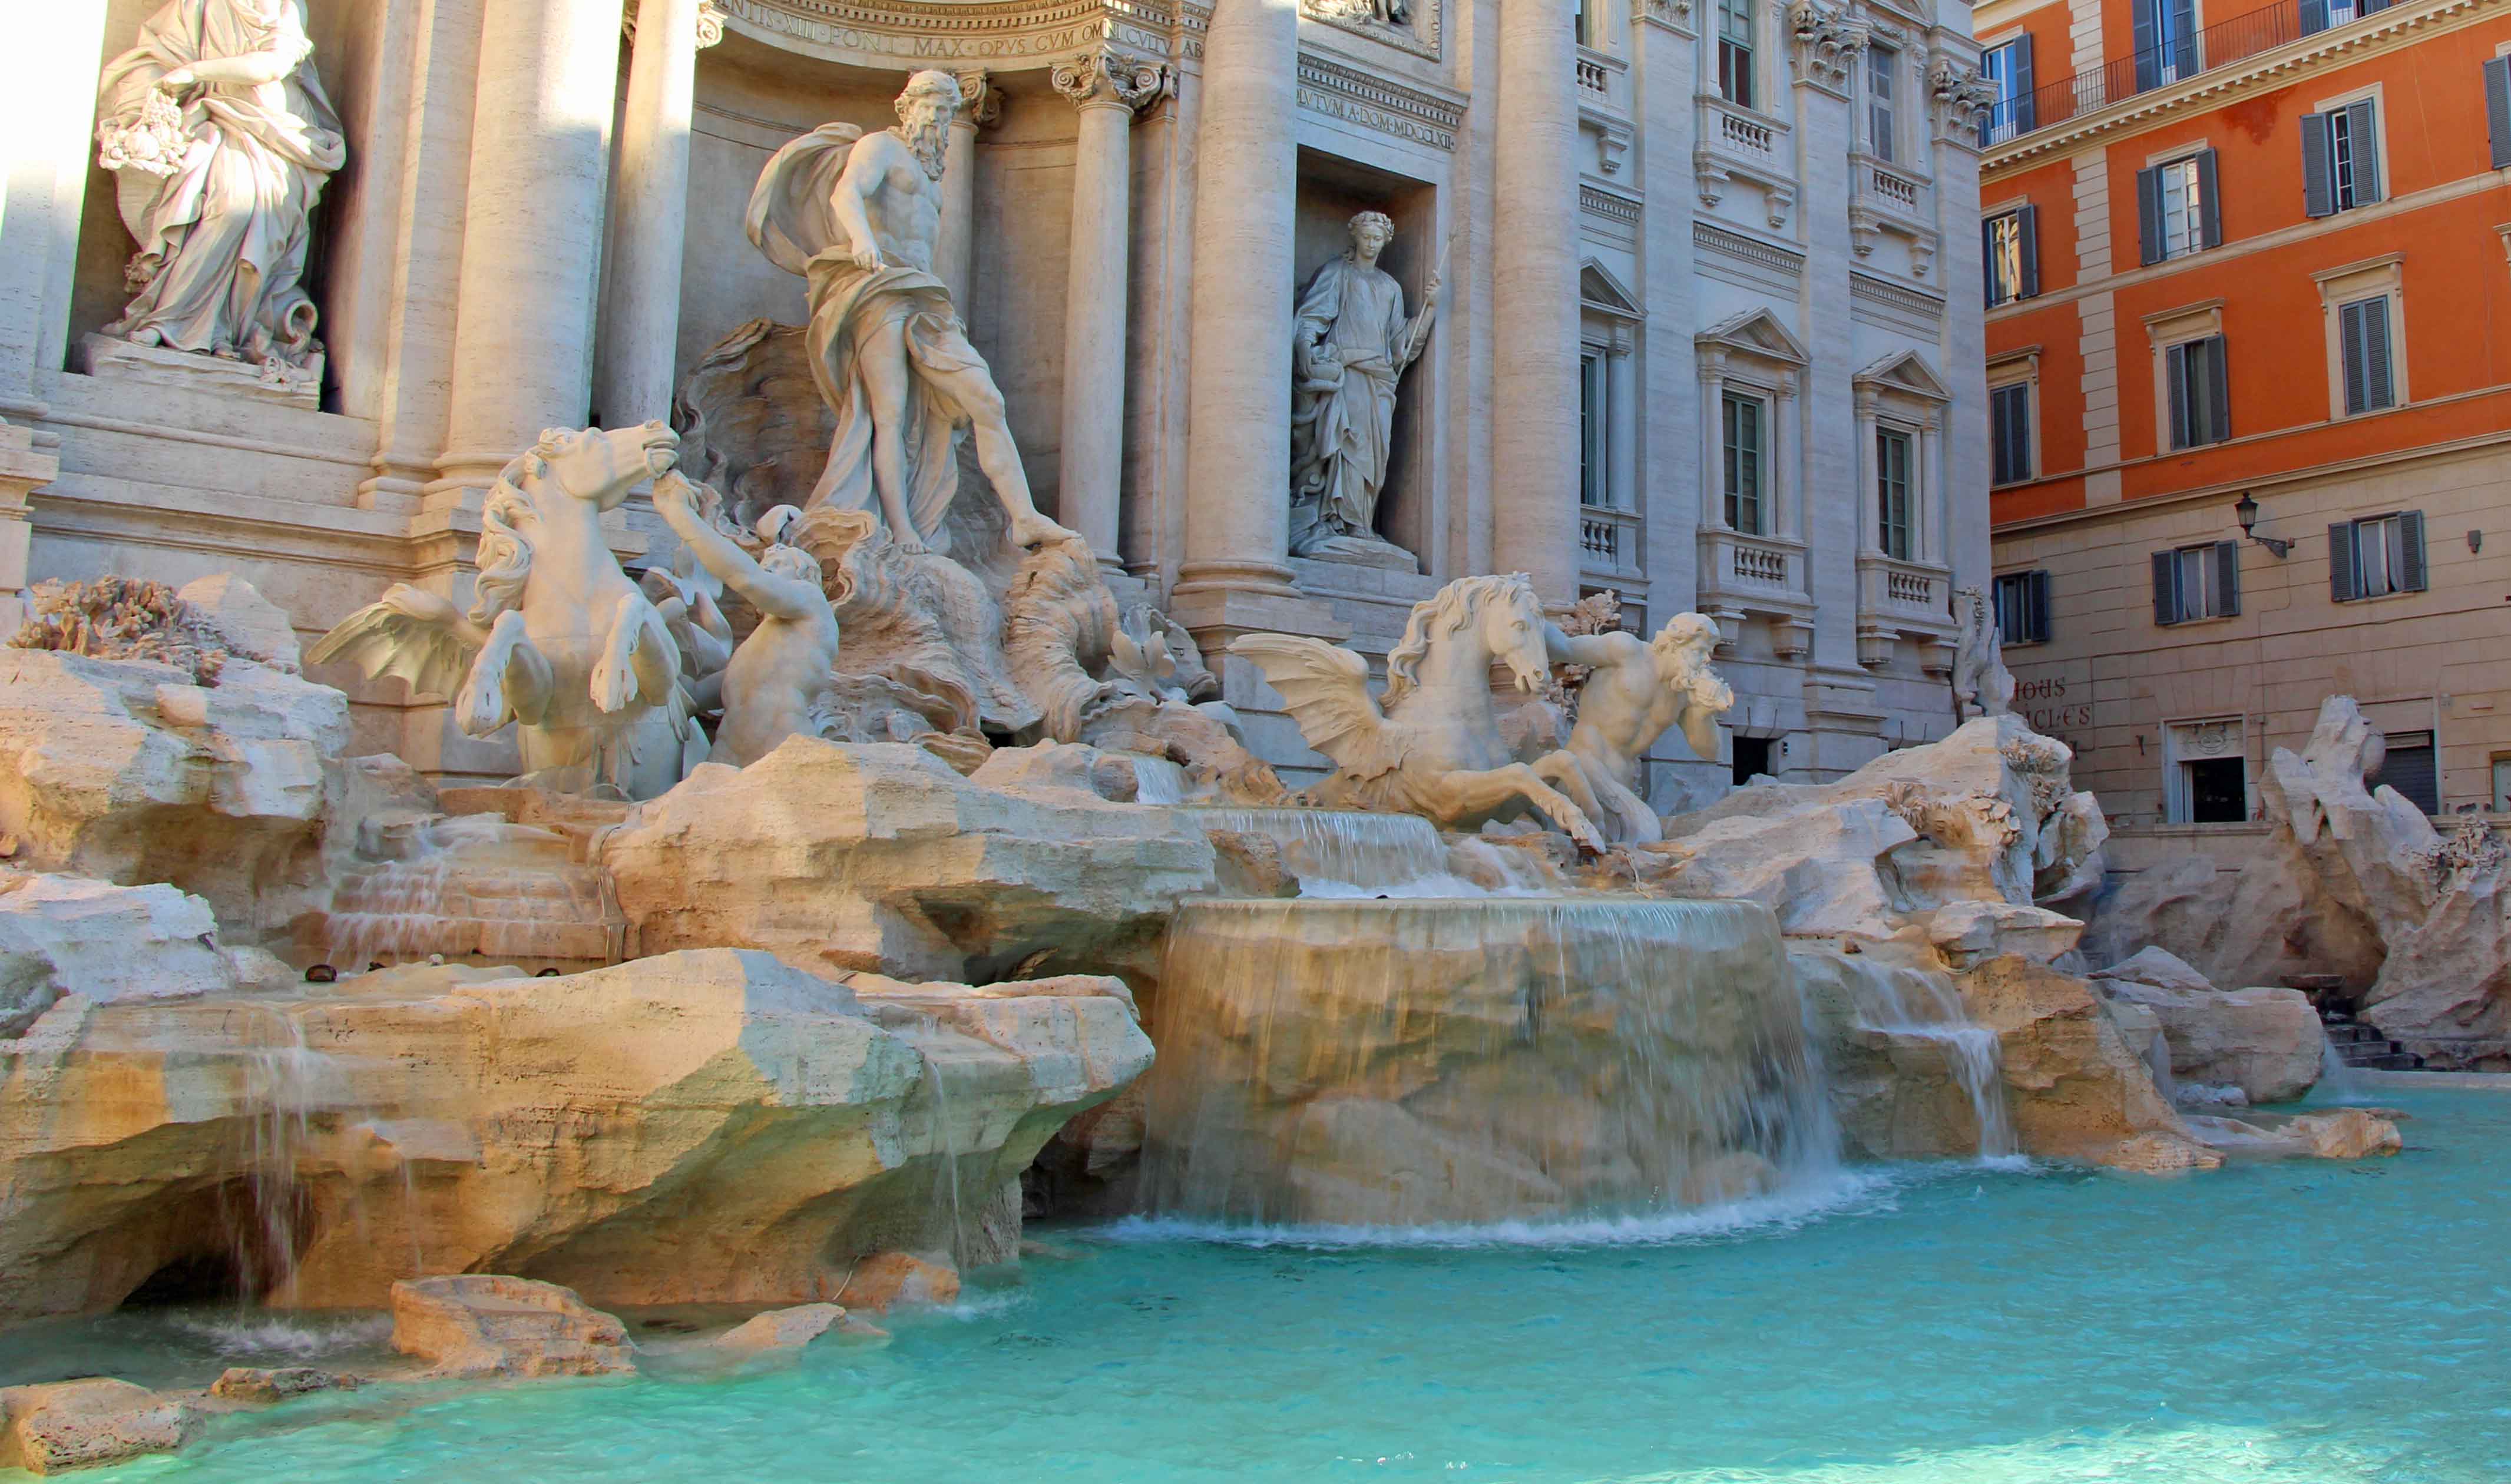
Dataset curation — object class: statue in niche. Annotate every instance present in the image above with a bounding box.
[745,71,1077,556]
[91,0,344,392]
[1544,613,1735,846]
[1951,585,2015,722]
[652,474,842,770]
[1288,212,1442,569]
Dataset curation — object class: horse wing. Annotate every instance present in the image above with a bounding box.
[1229,635,1403,781]
[305,585,485,700]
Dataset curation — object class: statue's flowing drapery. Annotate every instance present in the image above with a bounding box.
[95,0,344,368]
[1288,255,1417,554]
[746,123,980,554]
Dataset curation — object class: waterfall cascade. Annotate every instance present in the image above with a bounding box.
[317,814,624,971]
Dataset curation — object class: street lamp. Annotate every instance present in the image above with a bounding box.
[2234,493,2291,558]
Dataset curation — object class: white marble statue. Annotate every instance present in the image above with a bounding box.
[654,474,842,769]
[309,424,697,796]
[1952,584,2016,722]
[1288,213,1441,567]
[92,0,344,382]
[1546,613,1735,846]
[1232,573,1607,850]
[745,71,1077,556]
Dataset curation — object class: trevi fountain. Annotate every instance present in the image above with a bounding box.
[0,4,2503,1482]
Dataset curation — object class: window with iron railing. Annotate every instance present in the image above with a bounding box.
[2010,0,2357,139]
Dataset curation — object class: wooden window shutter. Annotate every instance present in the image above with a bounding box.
[2348,100,2383,202]
[2301,112,2335,217]
[2169,0,2199,76]
[2029,569,2053,642]
[2133,0,2162,91]
[2401,510,2427,592]
[2489,57,2511,171]
[2019,206,2040,298]
[2166,342,2191,449]
[2137,165,2165,265]
[2299,0,2329,34]
[2195,150,2222,247]
[2363,296,2393,410]
[1981,217,2001,306]
[2341,300,2371,415]
[2205,336,2231,445]
[2152,551,2179,625]
[2213,540,2241,617]
[2329,522,2358,601]
[2013,36,2036,132]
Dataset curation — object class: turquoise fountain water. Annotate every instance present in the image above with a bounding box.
[9,1087,2500,1483]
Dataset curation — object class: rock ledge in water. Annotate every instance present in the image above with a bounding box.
[390,1275,636,1379]
[0,1377,196,1475]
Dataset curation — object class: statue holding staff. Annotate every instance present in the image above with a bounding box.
[1288,212,1442,567]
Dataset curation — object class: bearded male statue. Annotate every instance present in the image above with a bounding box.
[746,71,1077,557]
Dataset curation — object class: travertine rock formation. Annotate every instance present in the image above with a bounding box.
[2091,948,2323,1104]
[0,874,236,1036]
[0,644,348,935]
[0,944,1152,1327]
[390,1275,636,1379]
[1645,715,2107,944]
[605,738,1216,983]
[0,1377,196,1475]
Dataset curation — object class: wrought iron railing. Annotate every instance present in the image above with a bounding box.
[2004,0,2312,141]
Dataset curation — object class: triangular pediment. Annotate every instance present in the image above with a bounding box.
[1695,308,1808,367]
[1579,260,1643,320]
[1852,349,1953,403]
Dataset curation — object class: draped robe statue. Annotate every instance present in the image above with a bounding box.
[1288,212,1440,569]
[92,0,344,380]
[744,70,1074,558]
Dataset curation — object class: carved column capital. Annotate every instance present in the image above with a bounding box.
[1051,47,1170,112]
[694,0,726,47]
[953,69,1003,128]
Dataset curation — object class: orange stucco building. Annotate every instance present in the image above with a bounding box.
[1976,0,2511,835]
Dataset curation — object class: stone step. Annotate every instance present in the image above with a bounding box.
[2348,1051,2425,1071]
[2323,1023,2386,1044]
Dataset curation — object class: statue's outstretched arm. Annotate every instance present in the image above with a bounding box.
[1543,624,1623,668]
[656,473,823,624]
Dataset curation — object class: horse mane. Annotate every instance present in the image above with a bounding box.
[1382,572,1533,708]
[468,442,555,627]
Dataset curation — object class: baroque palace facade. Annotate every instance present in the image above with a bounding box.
[1978,0,2511,827]
[2,0,1996,798]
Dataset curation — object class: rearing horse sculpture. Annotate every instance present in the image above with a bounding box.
[1231,572,1606,851]
[309,423,694,796]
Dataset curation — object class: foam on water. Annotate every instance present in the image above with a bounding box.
[167,1313,392,1360]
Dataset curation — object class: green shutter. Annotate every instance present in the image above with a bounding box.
[2138,165,2165,264]
[2166,342,2191,449]
[2401,510,2427,592]
[2029,569,2053,643]
[2363,296,2393,410]
[2204,336,2231,445]
[2019,206,2040,297]
[2348,100,2383,202]
[2329,522,2358,601]
[2195,150,2222,247]
[2302,112,2334,217]
[2341,300,2371,415]
[2214,540,2241,618]
[2153,551,2179,625]
[2489,57,2511,171]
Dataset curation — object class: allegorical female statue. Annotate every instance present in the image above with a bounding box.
[92,0,345,385]
[1288,211,1441,568]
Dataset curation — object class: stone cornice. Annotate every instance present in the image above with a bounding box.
[721,0,1186,68]
[1295,51,1465,150]
[1301,0,1443,61]
[1984,0,2503,168]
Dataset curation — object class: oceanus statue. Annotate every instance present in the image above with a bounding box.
[1232,572,1607,850]
[309,423,696,796]
[1547,612,1735,846]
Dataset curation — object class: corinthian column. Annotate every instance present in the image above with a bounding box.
[432,0,626,493]
[593,0,723,430]
[1053,49,1163,575]
[933,71,994,313]
[1490,0,1583,607]
[1173,0,1341,640]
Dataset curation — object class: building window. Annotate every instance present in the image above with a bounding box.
[1866,44,1898,162]
[1993,569,2052,645]
[2304,100,2383,216]
[1980,37,2035,144]
[2490,754,2511,812]
[2133,0,2199,92]
[2152,540,2240,625]
[2330,510,2426,601]
[1991,382,2033,485]
[2371,730,2440,815]
[1579,352,1609,507]
[1722,390,1767,534]
[1733,734,1774,786]
[2337,294,2396,415]
[1983,208,2039,307]
[1718,0,1755,109]
[2165,334,2230,449]
[1875,427,1914,560]
[2165,718,2247,823]
[2488,57,2511,171]
[2137,151,2221,264]
[2301,0,2389,37]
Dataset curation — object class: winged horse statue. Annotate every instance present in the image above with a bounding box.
[1231,572,1607,852]
[308,423,697,796]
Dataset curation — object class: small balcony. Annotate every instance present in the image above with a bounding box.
[1847,153,1937,275]
[1693,94,1795,228]
[2005,0,2320,145]
[1854,551,1956,670]
[1696,528,1814,657]
[1579,505,1645,582]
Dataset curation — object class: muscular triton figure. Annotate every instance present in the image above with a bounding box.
[653,471,842,769]
[746,71,1078,556]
